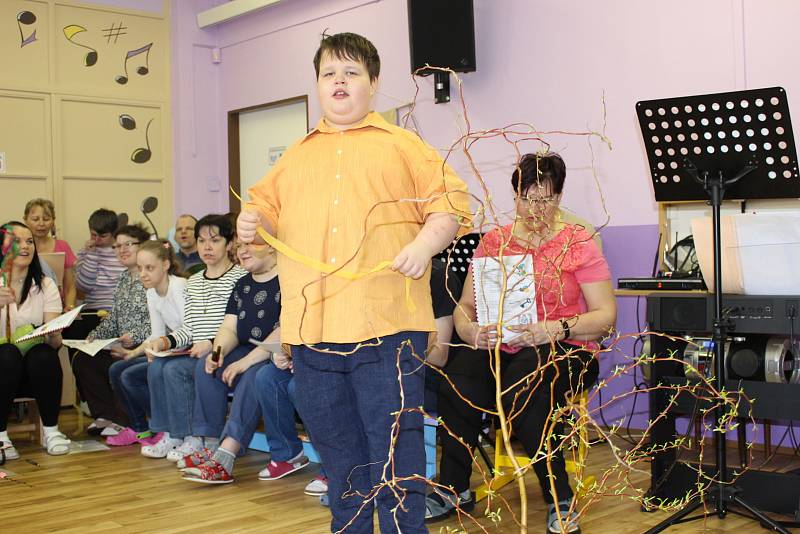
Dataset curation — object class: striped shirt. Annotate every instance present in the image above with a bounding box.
[167,264,247,348]
[74,246,125,311]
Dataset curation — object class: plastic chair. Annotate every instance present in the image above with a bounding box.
[475,390,595,501]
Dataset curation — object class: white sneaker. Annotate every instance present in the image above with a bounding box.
[304,475,329,496]
[141,435,183,459]
[100,423,125,437]
[1,441,20,461]
[166,436,202,463]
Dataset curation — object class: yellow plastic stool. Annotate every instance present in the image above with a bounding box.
[475,391,595,501]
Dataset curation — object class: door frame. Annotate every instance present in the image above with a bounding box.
[227,95,309,210]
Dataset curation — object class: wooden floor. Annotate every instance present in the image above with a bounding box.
[2,410,795,533]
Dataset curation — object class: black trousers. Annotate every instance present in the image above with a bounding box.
[63,312,102,402]
[71,350,129,425]
[0,343,63,430]
[437,342,598,504]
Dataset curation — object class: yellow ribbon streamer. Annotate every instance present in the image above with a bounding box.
[254,226,416,313]
[231,189,415,312]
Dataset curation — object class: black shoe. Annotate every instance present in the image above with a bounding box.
[425,489,474,523]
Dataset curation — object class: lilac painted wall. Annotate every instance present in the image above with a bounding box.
[171,0,223,217]
[86,0,165,15]
[169,0,800,224]
[168,0,800,440]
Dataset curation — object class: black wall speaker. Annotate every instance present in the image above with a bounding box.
[408,0,476,75]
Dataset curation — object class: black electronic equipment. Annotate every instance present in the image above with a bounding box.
[407,0,476,104]
[637,87,799,534]
[617,277,706,291]
[646,293,799,336]
[408,0,476,74]
[680,335,799,384]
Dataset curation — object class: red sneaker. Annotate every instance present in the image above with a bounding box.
[182,459,234,485]
[176,448,215,470]
[258,453,309,481]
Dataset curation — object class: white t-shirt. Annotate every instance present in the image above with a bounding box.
[0,276,62,339]
[146,275,187,339]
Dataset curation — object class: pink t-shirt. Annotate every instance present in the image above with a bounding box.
[53,239,77,269]
[472,223,611,353]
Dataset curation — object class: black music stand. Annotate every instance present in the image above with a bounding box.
[636,87,799,534]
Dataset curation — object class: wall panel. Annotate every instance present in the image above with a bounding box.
[0,0,172,253]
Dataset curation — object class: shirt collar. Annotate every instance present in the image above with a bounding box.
[302,111,392,142]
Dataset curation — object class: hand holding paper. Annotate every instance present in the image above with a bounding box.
[472,255,537,343]
[16,305,85,343]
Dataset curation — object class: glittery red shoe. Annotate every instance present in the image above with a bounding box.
[182,459,234,485]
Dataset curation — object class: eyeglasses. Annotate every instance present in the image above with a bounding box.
[112,241,140,251]
[518,193,559,205]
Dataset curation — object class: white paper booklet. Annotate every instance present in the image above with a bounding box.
[472,254,537,343]
[62,338,120,357]
[15,305,85,343]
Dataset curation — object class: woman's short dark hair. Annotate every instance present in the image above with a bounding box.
[195,214,235,243]
[1,221,44,306]
[511,152,567,196]
[114,223,151,243]
[88,208,119,235]
[313,32,380,82]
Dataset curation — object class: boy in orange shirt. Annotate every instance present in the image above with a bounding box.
[238,32,470,533]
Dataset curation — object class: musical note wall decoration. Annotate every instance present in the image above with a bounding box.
[101,21,127,44]
[17,11,37,47]
[115,43,152,85]
[118,114,153,164]
[63,25,98,66]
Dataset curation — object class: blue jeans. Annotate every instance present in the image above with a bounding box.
[219,357,269,454]
[255,362,303,462]
[109,357,150,432]
[293,331,428,534]
[193,345,261,443]
[148,356,197,439]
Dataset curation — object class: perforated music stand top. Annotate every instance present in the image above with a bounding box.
[636,87,799,201]
[435,232,482,282]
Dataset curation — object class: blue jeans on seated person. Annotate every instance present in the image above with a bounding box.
[293,331,428,534]
[219,358,269,453]
[148,355,196,439]
[255,362,303,462]
[108,356,149,432]
[193,345,264,444]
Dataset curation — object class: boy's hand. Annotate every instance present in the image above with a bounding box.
[391,241,433,279]
[237,210,261,244]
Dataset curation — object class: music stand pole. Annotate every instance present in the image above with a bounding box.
[644,165,790,534]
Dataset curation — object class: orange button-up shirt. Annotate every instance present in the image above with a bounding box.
[246,112,471,345]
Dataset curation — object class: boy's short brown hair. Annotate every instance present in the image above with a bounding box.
[313,32,380,82]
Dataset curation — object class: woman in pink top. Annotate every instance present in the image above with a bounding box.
[24,199,78,310]
[0,221,71,461]
[428,153,616,534]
